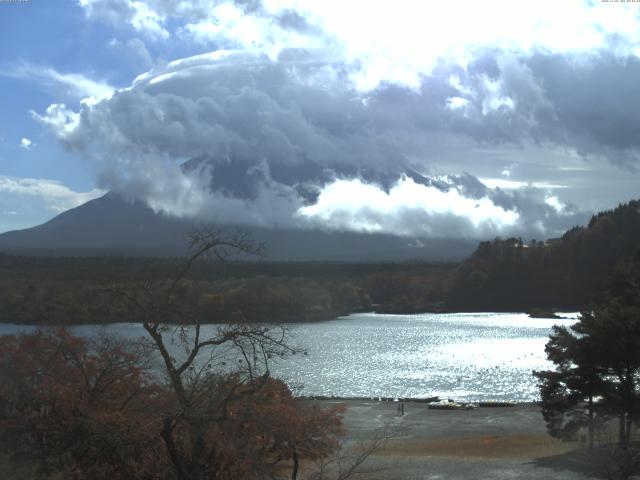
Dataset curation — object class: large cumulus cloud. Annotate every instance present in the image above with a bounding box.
[37,46,637,238]
[33,1,640,239]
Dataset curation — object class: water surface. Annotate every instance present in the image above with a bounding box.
[0,312,578,402]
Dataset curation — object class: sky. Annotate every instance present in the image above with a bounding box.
[1,0,639,240]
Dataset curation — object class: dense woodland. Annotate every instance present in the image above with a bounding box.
[534,250,640,478]
[0,200,639,324]
[448,200,640,312]
[0,255,453,324]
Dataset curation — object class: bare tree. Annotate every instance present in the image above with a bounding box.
[308,425,400,480]
[110,229,307,480]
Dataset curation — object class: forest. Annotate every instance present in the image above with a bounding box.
[447,199,640,312]
[1,200,639,324]
[0,254,453,325]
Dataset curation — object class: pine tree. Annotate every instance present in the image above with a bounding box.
[536,250,640,448]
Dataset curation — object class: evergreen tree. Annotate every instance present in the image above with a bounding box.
[536,250,640,447]
[535,323,607,448]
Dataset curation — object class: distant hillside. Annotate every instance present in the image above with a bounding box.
[447,200,640,311]
[0,254,455,325]
[0,192,475,262]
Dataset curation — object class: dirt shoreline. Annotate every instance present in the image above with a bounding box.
[309,399,603,480]
[300,395,525,406]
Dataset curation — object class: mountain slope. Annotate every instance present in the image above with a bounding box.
[0,193,193,256]
[0,193,476,261]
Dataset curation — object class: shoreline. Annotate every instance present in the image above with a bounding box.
[0,309,579,328]
[318,399,592,479]
[299,396,531,409]
[298,395,529,405]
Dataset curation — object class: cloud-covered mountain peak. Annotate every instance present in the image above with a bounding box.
[33,34,635,241]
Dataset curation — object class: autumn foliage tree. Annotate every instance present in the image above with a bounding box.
[0,229,348,479]
[0,328,166,479]
[104,229,345,479]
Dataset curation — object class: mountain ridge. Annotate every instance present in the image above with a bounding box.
[0,192,476,262]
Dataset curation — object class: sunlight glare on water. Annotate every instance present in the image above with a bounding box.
[0,312,578,402]
[276,312,578,402]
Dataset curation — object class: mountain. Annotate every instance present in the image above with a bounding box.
[0,192,476,261]
[0,156,494,261]
[447,199,640,311]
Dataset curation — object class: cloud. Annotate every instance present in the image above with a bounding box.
[39,47,640,166]
[33,47,629,238]
[297,176,519,238]
[298,174,588,240]
[109,38,155,69]
[0,176,105,213]
[31,104,81,144]
[524,52,640,166]
[20,138,33,150]
[279,0,640,88]
[79,0,169,39]
[29,2,638,239]
[68,3,640,169]
[1,63,115,102]
[77,0,640,87]
[479,178,567,190]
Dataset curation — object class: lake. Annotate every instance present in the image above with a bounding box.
[0,312,578,402]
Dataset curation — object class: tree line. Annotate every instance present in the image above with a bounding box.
[0,254,453,325]
[449,200,640,312]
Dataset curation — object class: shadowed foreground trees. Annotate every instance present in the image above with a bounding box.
[535,251,640,451]
[0,330,345,479]
[0,329,165,479]
[0,230,352,479]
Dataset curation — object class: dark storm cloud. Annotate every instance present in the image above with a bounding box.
[35,46,636,238]
[418,51,640,167]
[525,52,640,166]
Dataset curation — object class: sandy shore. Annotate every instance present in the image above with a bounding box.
[312,399,604,480]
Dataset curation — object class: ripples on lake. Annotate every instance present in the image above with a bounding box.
[280,312,578,402]
[0,312,578,402]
